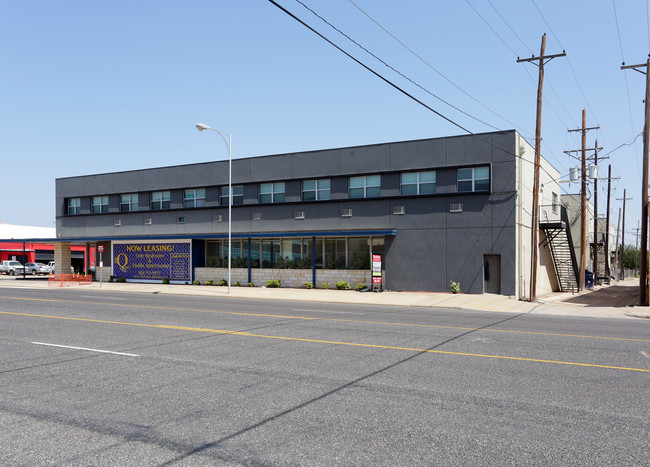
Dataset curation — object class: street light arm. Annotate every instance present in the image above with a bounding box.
[195,122,232,295]
[196,123,230,154]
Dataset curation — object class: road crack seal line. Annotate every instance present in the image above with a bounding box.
[2,310,650,373]
[3,296,650,343]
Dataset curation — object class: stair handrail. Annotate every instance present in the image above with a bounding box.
[560,205,581,288]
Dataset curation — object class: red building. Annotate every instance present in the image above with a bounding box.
[0,224,93,272]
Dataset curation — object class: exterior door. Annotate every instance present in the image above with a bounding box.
[484,254,501,294]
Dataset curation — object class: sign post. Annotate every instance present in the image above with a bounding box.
[98,245,104,287]
[372,254,382,292]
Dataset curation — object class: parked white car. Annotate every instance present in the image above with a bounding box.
[48,261,75,273]
[0,260,26,275]
[25,262,51,275]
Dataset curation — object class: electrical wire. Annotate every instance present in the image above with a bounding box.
[612,0,643,179]
[529,0,602,140]
[268,0,575,196]
[294,0,501,131]
[347,0,534,137]
[486,0,532,55]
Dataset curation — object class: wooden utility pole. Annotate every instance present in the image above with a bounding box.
[517,34,566,302]
[605,165,612,279]
[614,207,621,279]
[567,112,599,290]
[617,190,632,280]
[590,141,608,283]
[621,58,650,305]
[593,141,599,283]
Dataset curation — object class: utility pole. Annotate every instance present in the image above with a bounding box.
[615,207,621,279]
[605,165,613,279]
[621,58,650,305]
[517,34,566,302]
[566,112,599,291]
[617,190,632,281]
[593,141,599,283]
[590,141,608,284]
[636,222,641,275]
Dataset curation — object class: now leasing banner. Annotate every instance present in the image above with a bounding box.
[113,241,191,283]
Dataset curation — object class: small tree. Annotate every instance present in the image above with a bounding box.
[619,245,642,271]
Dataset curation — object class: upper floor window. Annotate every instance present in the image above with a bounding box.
[302,179,330,201]
[401,171,436,195]
[220,185,244,206]
[120,193,138,212]
[457,167,489,192]
[150,191,170,210]
[184,188,205,208]
[552,192,559,213]
[349,175,381,199]
[67,198,80,215]
[91,196,108,214]
[259,183,285,203]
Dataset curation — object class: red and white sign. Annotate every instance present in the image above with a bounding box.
[98,245,104,252]
[372,276,382,284]
[372,254,382,275]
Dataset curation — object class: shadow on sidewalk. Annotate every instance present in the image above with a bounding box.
[558,282,639,307]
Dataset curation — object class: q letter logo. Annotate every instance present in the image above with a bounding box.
[116,253,129,271]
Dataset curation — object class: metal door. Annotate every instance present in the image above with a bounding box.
[484,254,501,294]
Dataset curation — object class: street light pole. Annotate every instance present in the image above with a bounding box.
[196,123,232,294]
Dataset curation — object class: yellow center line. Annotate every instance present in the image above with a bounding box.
[4,295,650,344]
[2,310,650,373]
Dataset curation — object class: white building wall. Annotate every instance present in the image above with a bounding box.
[516,135,563,299]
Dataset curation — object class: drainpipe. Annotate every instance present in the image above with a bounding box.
[312,236,316,286]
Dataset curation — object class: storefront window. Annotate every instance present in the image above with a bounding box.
[206,240,223,267]
[262,240,280,268]
[325,238,346,269]
[348,237,370,269]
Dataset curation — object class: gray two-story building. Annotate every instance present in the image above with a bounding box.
[54,130,569,299]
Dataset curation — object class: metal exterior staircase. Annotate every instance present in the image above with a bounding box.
[539,205,580,292]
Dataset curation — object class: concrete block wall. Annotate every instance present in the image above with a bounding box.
[195,268,379,288]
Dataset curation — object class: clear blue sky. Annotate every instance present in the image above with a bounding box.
[1,0,647,243]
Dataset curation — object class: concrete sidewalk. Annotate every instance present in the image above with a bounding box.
[1,276,649,320]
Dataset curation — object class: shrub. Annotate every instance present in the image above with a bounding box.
[267,279,281,288]
[248,282,255,287]
[109,275,115,282]
[336,281,351,290]
[184,282,189,285]
[322,282,330,289]
[162,277,170,284]
[304,281,314,289]
[232,257,248,268]
[218,279,228,286]
[355,283,367,291]
[450,281,460,294]
[193,280,201,285]
[233,281,241,287]
[116,277,126,283]
[205,280,213,286]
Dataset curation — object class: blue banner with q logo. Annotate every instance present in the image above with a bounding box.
[113,242,190,282]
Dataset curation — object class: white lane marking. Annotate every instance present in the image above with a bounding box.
[32,342,139,357]
[291,309,367,315]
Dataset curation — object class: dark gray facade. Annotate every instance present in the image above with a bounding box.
[56,130,529,294]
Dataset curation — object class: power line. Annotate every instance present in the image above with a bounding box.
[612,0,643,180]
[268,0,571,193]
[486,0,532,55]
[347,0,534,137]
[465,0,519,57]
[530,0,602,138]
[463,0,579,157]
[294,0,501,131]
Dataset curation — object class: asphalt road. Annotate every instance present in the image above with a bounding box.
[1,287,649,465]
